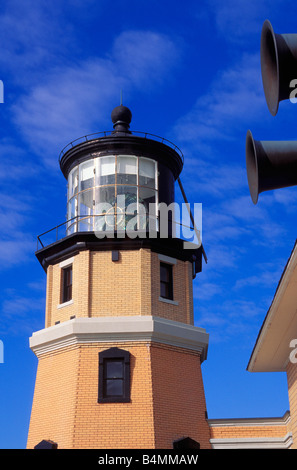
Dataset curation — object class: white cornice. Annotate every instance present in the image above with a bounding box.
[29,316,209,361]
[210,432,293,449]
[208,411,290,428]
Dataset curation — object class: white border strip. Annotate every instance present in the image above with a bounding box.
[29,316,209,360]
[248,243,297,372]
[208,411,290,428]
[59,256,74,268]
[158,254,177,265]
[210,432,293,449]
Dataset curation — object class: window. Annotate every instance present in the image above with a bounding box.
[139,157,156,188]
[173,437,200,449]
[61,265,72,303]
[117,155,137,185]
[79,160,94,191]
[66,155,158,235]
[98,348,130,403]
[160,262,173,300]
[104,359,124,397]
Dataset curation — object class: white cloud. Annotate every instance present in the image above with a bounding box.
[193,281,223,300]
[0,191,37,267]
[12,30,180,166]
[13,59,118,165]
[0,238,34,266]
[234,270,282,290]
[195,296,267,343]
[2,295,43,317]
[181,159,247,199]
[173,53,264,151]
[111,30,179,88]
[0,291,45,336]
[0,1,76,84]
[0,140,42,181]
[206,0,283,42]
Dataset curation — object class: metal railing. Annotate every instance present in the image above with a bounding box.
[58,130,184,164]
[36,215,199,251]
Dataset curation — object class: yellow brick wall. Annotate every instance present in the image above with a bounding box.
[27,341,209,449]
[45,265,53,326]
[209,424,289,439]
[46,251,91,326]
[45,249,194,326]
[150,343,211,449]
[73,342,155,449]
[27,345,80,449]
[29,245,200,449]
[89,250,142,317]
[287,360,297,448]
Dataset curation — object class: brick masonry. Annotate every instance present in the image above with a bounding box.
[45,249,193,327]
[209,424,289,439]
[28,246,290,449]
[27,341,210,449]
[287,361,297,448]
[27,247,209,449]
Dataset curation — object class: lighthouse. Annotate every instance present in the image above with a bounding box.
[27,105,211,449]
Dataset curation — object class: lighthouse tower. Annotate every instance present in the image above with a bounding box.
[27,105,211,449]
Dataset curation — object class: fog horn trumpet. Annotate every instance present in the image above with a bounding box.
[246,130,297,204]
[261,19,297,116]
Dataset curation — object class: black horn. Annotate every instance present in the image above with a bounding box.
[261,19,297,116]
[246,130,297,204]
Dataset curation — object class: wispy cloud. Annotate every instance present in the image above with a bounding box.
[0,0,81,84]
[0,238,34,267]
[234,270,282,290]
[111,30,179,89]
[0,190,37,268]
[173,53,264,153]
[12,30,181,166]
[0,291,45,336]
[195,297,267,344]
[205,0,284,42]
[193,281,223,301]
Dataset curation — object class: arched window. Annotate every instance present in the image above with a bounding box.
[98,348,130,403]
[173,437,200,449]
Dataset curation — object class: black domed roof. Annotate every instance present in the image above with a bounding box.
[111,105,132,133]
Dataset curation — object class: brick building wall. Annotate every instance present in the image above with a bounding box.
[208,412,291,449]
[27,340,209,449]
[45,249,193,327]
[27,345,80,448]
[209,423,289,439]
[287,360,297,448]
[27,246,209,449]
[150,343,211,449]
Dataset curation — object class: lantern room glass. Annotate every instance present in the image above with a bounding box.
[67,155,158,234]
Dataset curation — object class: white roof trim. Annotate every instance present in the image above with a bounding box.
[210,432,292,449]
[208,411,290,428]
[248,241,297,372]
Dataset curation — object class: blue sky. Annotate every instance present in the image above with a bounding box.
[0,0,297,449]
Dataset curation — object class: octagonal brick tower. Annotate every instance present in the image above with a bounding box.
[27,105,211,449]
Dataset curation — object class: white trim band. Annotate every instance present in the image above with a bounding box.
[57,299,74,309]
[210,432,293,449]
[208,411,291,428]
[158,254,177,265]
[59,257,74,268]
[159,297,179,306]
[29,316,209,361]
